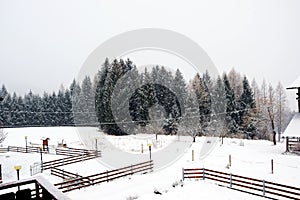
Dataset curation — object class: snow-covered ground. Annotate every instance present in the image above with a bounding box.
[0,127,299,199]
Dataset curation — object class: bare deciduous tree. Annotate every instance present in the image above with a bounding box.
[0,128,7,144]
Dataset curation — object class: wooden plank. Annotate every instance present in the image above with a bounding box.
[183,168,203,171]
[184,176,203,179]
[265,180,300,191]
[265,185,300,197]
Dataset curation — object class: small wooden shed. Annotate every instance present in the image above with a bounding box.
[283,76,300,152]
[282,113,300,152]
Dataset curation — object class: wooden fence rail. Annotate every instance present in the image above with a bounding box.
[54,160,153,193]
[183,168,300,200]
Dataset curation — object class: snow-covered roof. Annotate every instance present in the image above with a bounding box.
[287,76,300,89]
[282,113,300,138]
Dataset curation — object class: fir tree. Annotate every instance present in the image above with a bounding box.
[192,73,211,135]
[223,74,238,134]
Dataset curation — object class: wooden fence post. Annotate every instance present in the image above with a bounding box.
[35,182,40,199]
[230,173,232,188]
[229,154,232,167]
[263,180,266,196]
[192,150,194,161]
[271,159,274,174]
[182,168,185,181]
[106,170,108,182]
[203,168,205,180]
[141,144,143,154]
[0,164,2,183]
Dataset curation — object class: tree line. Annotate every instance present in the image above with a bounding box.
[0,58,291,140]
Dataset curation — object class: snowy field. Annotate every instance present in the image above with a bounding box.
[0,127,299,199]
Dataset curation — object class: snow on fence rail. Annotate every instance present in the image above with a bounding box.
[182,168,300,200]
[54,160,154,193]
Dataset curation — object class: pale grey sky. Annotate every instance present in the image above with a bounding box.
[0,0,299,109]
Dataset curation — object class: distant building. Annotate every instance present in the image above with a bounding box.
[282,76,300,152]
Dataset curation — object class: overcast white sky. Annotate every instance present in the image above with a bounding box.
[0,0,299,109]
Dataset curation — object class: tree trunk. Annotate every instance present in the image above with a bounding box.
[267,107,276,145]
[273,131,276,145]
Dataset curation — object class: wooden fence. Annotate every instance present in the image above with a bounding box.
[43,154,100,170]
[51,167,83,180]
[0,146,101,156]
[55,147,101,157]
[0,146,47,154]
[288,138,300,152]
[183,168,300,200]
[54,160,153,193]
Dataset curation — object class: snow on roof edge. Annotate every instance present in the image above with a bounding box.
[282,113,300,138]
[287,76,300,89]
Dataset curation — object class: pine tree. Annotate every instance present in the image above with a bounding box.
[192,73,211,136]
[173,69,187,115]
[64,89,74,125]
[95,58,133,135]
[239,76,255,124]
[238,76,257,138]
[81,76,95,125]
[223,74,238,134]
[0,85,9,127]
[210,76,227,137]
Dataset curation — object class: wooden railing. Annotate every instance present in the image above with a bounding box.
[183,168,300,200]
[0,175,70,200]
[55,160,153,193]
